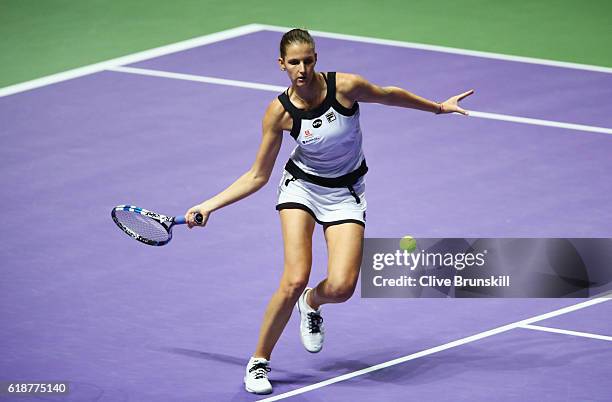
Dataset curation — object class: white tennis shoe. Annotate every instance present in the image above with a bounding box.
[297,287,325,353]
[244,357,272,394]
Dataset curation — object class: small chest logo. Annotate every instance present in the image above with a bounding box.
[302,129,320,144]
[312,119,322,128]
[325,111,336,123]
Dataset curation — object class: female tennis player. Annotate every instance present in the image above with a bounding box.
[185,29,473,394]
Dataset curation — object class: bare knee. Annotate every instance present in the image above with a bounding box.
[278,268,309,301]
[324,280,356,303]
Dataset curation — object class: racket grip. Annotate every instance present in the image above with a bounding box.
[174,213,203,225]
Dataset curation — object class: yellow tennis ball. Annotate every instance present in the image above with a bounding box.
[399,235,417,253]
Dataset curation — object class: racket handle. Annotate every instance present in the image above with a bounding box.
[174,213,203,225]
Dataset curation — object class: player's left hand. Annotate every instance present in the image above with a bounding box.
[439,89,474,115]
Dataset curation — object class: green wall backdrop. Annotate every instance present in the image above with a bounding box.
[1,0,611,88]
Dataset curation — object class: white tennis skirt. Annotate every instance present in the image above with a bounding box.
[276,170,367,227]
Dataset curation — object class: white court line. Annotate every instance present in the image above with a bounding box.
[255,24,612,74]
[0,24,262,98]
[109,65,612,135]
[3,22,612,99]
[258,294,611,401]
[468,111,612,135]
[520,323,612,342]
[108,66,285,92]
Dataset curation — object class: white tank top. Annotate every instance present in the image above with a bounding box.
[277,72,365,178]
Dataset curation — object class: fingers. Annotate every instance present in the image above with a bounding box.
[440,102,469,116]
[457,107,469,116]
[446,105,469,116]
[186,208,198,229]
[443,89,473,116]
[186,208,208,229]
[457,89,474,101]
[187,211,194,229]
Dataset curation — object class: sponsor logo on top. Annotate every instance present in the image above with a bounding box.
[302,129,320,144]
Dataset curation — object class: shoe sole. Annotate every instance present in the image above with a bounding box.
[244,378,272,395]
[304,345,322,353]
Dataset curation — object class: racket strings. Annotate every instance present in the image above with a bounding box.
[114,210,170,242]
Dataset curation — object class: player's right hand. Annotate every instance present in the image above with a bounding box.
[185,203,211,228]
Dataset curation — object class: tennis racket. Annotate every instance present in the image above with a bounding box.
[111,205,203,246]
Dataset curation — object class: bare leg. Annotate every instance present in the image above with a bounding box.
[253,209,315,359]
[307,223,364,310]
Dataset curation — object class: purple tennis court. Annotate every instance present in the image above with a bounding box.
[1,27,611,401]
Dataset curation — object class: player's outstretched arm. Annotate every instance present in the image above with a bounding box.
[185,100,284,228]
[338,72,474,115]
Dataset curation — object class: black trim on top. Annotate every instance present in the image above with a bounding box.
[277,92,302,140]
[326,72,359,117]
[276,202,365,228]
[283,72,334,120]
[276,72,359,138]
